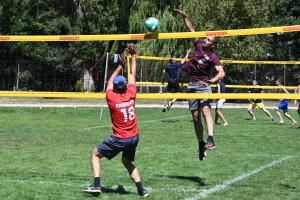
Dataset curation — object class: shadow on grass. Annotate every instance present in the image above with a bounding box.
[167,175,206,186]
[161,119,180,123]
[83,185,133,197]
[279,183,297,190]
[102,185,133,195]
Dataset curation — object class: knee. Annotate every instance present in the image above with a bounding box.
[122,157,130,165]
[193,117,198,122]
[202,106,211,115]
[191,111,199,122]
[122,157,132,168]
[91,148,101,158]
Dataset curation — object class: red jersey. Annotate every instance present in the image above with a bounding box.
[106,84,138,138]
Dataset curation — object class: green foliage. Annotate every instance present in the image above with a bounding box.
[19,70,32,82]
[76,79,83,92]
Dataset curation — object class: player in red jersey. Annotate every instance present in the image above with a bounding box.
[82,44,149,197]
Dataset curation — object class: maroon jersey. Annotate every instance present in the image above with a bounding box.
[106,84,138,138]
[182,39,221,81]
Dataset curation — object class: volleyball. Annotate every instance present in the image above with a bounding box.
[144,17,160,32]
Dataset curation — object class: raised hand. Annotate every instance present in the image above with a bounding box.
[118,54,127,66]
[174,9,188,17]
[125,43,136,55]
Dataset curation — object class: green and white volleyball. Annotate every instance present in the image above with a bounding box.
[144,17,160,32]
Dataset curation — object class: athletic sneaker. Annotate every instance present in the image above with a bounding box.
[82,184,102,193]
[251,117,256,120]
[199,142,206,161]
[205,138,216,149]
[138,189,149,197]
[162,106,166,112]
[167,101,173,110]
[271,118,276,122]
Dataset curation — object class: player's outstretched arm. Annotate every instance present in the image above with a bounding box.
[181,48,192,64]
[106,54,126,91]
[125,43,136,85]
[174,9,197,43]
[276,83,289,94]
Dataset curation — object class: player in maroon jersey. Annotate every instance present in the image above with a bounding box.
[174,8,225,161]
[82,44,149,197]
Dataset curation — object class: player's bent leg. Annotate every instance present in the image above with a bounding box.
[122,157,139,181]
[202,105,216,150]
[275,109,284,124]
[91,148,104,178]
[216,108,228,125]
[262,107,275,121]
[214,108,218,124]
[284,112,297,124]
[202,105,213,136]
[122,157,149,197]
[82,148,103,194]
[247,105,256,120]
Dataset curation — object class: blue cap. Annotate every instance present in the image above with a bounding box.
[113,75,127,91]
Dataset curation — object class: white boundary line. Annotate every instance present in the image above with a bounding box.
[184,155,294,200]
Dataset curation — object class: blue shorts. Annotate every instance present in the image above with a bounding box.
[187,82,212,110]
[97,134,139,161]
[278,100,289,113]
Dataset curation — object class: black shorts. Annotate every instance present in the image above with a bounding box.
[167,81,181,92]
[97,134,139,161]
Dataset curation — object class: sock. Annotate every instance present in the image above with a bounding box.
[208,135,213,140]
[94,177,100,187]
[136,181,143,192]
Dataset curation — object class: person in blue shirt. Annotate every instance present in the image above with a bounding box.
[162,48,191,112]
[214,79,228,126]
[275,79,297,125]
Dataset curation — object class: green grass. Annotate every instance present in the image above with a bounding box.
[0,106,300,200]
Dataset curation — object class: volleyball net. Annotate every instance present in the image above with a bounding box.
[0,24,299,100]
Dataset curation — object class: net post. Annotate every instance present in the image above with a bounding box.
[139,59,142,93]
[294,88,297,104]
[100,52,109,120]
[284,64,286,86]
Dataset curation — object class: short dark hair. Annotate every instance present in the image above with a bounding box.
[213,37,219,45]
[169,58,175,64]
[276,78,282,84]
[114,85,127,92]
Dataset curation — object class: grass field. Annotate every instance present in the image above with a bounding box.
[0,105,300,200]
